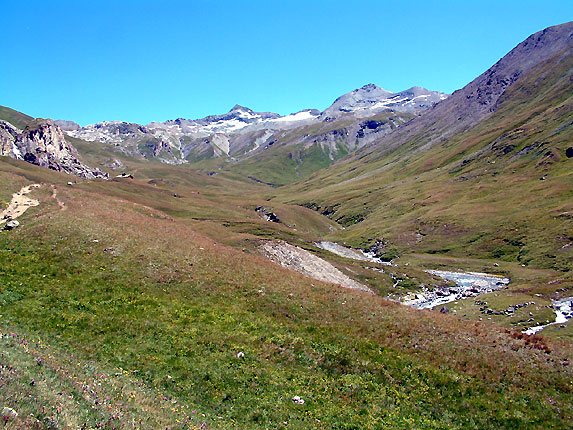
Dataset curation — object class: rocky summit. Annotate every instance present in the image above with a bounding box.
[321,84,448,118]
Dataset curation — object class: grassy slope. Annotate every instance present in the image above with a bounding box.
[0,161,572,429]
[0,105,34,129]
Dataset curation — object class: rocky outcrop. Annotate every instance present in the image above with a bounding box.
[256,206,280,223]
[1,118,108,179]
[0,120,21,157]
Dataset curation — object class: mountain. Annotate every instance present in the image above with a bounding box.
[62,85,445,162]
[56,85,445,184]
[353,22,573,160]
[321,84,447,118]
[281,21,573,271]
[0,117,108,179]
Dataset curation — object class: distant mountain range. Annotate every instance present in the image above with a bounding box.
[55,85,447,165]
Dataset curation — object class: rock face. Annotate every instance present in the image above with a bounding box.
[1,118,108,179]
[0,120,21,157]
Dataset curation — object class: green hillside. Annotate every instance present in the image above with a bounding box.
[1,22,572,430]
[277,50,573,273]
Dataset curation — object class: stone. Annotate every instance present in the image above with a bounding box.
[4,220,20,230]
[7,119,108,180]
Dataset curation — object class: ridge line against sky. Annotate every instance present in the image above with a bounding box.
[1,0,572,126]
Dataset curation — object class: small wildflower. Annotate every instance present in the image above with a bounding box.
[292,396,305,405]
[236,351,245,359]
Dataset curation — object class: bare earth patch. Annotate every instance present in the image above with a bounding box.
[260,240,373,293]
[0,184,41,225]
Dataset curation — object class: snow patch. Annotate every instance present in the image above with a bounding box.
[274,111,316,122]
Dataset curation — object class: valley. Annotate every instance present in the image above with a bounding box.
[0,20,571,430]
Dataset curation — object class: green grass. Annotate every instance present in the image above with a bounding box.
[0,48,571,430]
[0,163,571,429]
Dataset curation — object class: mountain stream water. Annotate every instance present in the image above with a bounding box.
[402,270,510,309]
[315,241,392,265]
[523,297,573,335]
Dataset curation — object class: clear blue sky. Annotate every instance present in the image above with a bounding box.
[1,0,571,125]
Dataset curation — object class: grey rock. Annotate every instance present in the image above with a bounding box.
[0,120,21,158]
[1,407,18,418]
[54,119,81,131]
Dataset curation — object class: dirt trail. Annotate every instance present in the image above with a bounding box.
[0,184,41,225]
[51,185,67,210]
[260,240,373,293]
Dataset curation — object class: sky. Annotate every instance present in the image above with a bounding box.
[1,1,571,125]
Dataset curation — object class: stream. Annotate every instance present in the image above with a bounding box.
[401,270,510,309]
[315,241,392,265]
[523,297,573,335]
